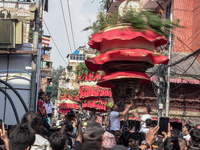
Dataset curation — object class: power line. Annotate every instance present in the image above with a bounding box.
[167,48,200,68]
[168,26,200,61]
[67,0,76,50]
[43,20,68,64]
[60,0,73,53]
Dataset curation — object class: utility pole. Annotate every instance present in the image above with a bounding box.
[156,64,166,125]
[29,0,40,112]
[165,13,173,117]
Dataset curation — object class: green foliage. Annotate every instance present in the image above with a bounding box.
[74,63,90,77]
[28,28,43,43]
[83,10,182,37]
[50,66,63,102]
[100,0,110,10]
[59,88,78,98]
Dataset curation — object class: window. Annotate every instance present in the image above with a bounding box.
[69,54,86,61]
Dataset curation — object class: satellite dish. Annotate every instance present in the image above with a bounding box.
[118,0,141,17]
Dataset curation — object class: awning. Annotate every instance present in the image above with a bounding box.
[151,77,200,85]
[143,0,165,10]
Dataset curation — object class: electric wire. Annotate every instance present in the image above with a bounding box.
[59,0,73,53]
[169,26,200,61]
[43,20,68,64]
[67,0,76,50]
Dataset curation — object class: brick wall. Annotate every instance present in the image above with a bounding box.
[0,2,31,44]
[192,0,200,52]
[154,0,200,54]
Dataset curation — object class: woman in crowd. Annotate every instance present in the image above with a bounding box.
[21,112,51,150]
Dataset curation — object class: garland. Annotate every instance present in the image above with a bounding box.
[59,88,78,99]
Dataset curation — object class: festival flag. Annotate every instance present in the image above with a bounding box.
[42,35,50,47]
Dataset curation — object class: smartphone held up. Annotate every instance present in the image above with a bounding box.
[158,117,169,135]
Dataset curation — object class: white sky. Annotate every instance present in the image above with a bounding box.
[43,0,101,68]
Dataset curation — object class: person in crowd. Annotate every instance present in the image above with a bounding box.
[82,121,87,134]
[37,92,47,116]
[102,131,116,149]
[83,122,104,150]
[21,112,51,150]
[121,129,131,146]
[138,125,160,150]
[37,92,48,128]
[139,118,152,134]
[108,101,133,144]
[189,128,200,149]
[132,123,136,132]
[171,129,181,137]
[183,124,191,142]
[133,105,151,132]
[60,110,76,147]
[159,137,187,150]
[44,94,54,119]
[128,132,143,148]
[60,111,82,150]
[9,124,35,150]
[49,132,67,150]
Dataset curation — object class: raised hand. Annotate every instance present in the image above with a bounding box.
[146,125,160,145]
[0,122,9,149]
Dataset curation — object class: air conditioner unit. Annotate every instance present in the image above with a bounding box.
[0,19,23,49]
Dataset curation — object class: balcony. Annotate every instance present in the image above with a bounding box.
[107,0,124,12]
[0,0,34,10]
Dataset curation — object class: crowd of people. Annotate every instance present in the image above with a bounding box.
[0,92,200,150]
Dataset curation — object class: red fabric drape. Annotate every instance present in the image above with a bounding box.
[85,49,169,72]
[78,86,112,99]
[88,27,167,51]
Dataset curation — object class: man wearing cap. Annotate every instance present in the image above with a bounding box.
[102,131,116,149]
[108,101,133,144]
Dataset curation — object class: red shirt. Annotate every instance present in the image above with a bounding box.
[37,99,46,115]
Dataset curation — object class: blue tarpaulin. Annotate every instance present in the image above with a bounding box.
[72,50,79,54]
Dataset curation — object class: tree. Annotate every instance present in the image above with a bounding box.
[51,66,63,103]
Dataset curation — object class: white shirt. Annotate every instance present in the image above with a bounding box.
[110,111,120,131]
[56,120,61,126]
[44,101,54,114]
[140,114,151,130]
[30,134,51,150]
[139,127,150,134]
[183,134,191,141]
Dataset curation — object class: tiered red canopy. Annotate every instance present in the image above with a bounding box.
[58,94,80,114]
[78,72,112,112]
[82,98,108,113]
[86,25,168,106]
